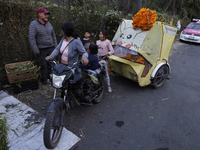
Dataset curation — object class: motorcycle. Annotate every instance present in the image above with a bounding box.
[43,58,106,149]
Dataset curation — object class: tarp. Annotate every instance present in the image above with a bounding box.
[112,19,149,52]
[112,19,177,65]
[110,19,177,87]
[139,22,163,65]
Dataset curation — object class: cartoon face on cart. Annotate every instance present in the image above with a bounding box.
[112,20,149,52]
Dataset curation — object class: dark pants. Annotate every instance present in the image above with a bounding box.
[39,47,54,78]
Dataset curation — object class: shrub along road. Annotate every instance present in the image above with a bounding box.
[62,39,200,150]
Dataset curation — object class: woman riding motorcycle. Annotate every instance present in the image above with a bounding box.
[45,22,88,66]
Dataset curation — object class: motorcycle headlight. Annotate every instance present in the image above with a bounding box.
[52,74,66,88]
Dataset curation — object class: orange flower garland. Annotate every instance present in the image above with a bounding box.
[132,8,158,30]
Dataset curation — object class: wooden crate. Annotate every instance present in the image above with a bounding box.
[12,79,39,94]
[5,61,37,84]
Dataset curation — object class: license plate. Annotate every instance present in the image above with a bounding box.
[189,36,194,40]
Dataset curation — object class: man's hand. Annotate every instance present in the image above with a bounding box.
[81,58,89,66]
[45,56,53,61]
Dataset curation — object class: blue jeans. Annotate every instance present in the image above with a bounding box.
[100,60,110,86]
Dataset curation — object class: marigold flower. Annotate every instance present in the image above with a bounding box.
[160,19,164,22]
[132,8,157,30]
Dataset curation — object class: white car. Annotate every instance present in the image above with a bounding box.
[180,19,200,43]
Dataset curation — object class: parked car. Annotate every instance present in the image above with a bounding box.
[180,19,200,43]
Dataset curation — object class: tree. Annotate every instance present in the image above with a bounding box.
[137,0,142,12]
[172,0,176,15]
[164,0,172,13]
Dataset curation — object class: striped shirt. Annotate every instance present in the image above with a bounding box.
[88,68,101,77]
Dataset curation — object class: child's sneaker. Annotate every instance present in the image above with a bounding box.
[108,86,112,93]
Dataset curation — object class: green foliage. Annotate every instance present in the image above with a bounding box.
[0,115,9,150]
[156,12,175,24]
[68,0,123,41]
[7,61,37,72]
[70,0,84,7]
[1,0,196,83]
[181,16,190,27]
[0,0,125,82]
[171,15,179,26]
[142,0,200,18]
[0,1,38,82]
[103,10,124,40]
[161,13,171,24]
[156,12,165,21]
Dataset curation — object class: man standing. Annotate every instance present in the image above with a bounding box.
[29,7,57,85]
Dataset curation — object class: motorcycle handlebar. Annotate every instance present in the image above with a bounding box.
[48,58,54,63]
[48,58,57,68]
[99,55,109,61]
[71,60,82,69]
[48,58,82,70]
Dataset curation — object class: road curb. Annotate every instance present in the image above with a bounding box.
[0,90,80,150]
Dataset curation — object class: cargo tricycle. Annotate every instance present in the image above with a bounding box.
[109,19,177,88]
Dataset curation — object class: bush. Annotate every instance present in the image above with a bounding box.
[0,0,124,83]
[0,1,183,84]
[0,115,9,150]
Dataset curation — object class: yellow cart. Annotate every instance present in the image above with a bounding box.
[109,19,177,88]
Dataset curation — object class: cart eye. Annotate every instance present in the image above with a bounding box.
[120,33,124,39]
[127,34,132,39]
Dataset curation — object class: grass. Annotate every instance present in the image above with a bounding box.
[0,115,9,150]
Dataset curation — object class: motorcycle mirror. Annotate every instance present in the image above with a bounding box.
[72,61,78,68]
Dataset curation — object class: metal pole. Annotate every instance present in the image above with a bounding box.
[137,0,142,12]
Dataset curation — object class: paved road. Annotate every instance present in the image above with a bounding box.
[64,40,200,150]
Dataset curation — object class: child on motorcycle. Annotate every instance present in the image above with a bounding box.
[96,29,114,93]
[80,44,100,70]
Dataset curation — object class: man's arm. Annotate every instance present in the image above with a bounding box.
[29,22,40,54]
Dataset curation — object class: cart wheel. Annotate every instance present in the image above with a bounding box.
[152,65,169,88]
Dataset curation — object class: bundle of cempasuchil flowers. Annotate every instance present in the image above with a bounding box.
[132,8,158,30]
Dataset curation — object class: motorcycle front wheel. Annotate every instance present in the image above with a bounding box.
[43,104,64,149]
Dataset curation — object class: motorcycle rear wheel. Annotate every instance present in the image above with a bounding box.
[43,105,64,149]
[93,75,106,103]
